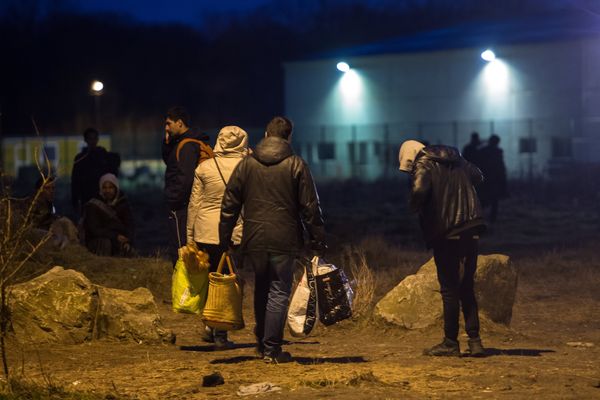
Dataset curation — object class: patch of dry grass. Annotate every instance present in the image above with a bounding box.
[299,370,382,388]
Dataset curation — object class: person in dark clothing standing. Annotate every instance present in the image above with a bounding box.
[398,140,486,357]
[462,131,481,165]
[220,116,326,364]
[477,134,507,223]
[162,106,209,263]
[71,128,109,216]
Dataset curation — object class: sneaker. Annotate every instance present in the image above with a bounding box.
[467,337,485,357]
[214,337,235,351]
[423,338,460,357]
[255,344,265,359]
[263,351,292,364]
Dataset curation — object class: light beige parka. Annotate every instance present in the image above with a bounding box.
[187,126,248,245]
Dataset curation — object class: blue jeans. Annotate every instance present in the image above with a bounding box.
[245,252,295,356]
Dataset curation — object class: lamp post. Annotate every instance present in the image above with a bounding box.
[90,80,104,130]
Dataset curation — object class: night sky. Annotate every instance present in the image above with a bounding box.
[75,0,275,25]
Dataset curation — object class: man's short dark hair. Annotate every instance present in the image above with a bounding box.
[83,127,98,140]
[266,116,293,140]
[166,106,191,128]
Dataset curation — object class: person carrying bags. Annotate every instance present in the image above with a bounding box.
[187,125,248,350]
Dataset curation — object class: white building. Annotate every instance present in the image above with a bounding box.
[284,12,600,180]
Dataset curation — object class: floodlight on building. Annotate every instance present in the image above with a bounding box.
[337,62,350,72]
[91,80,104,94]
[481,49,496,62]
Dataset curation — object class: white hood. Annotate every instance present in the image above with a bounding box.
[398,140,425,172]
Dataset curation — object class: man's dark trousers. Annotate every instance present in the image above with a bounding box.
[167,208,187,264]
[432,233,480,341]
[244,252,295,356]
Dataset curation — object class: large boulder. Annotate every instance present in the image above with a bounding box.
[10,267,97,343]
[375,254,516,329]
[96,286,174,343]
[9,266,174,344]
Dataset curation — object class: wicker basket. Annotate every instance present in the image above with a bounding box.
[202,253,245,331]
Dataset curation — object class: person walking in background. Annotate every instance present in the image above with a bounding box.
[219,116,326,364]
[83,173,134,256]
[71,127,109,216]
[162,106,210,263]
[398,140,486,357]
[477,134,507,224]
[187,125,249,350]
[462,131,481,165]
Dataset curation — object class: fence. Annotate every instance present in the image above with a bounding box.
[293,117,600,181]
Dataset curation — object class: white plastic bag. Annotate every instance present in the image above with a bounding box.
[287,259,318,337]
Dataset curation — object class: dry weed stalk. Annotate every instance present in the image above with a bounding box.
[0,147,53,385]
[342,246,376,319]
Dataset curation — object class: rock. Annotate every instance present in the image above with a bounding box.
[374,260,441,329]
[375,254,517,329]
[473,254,517,324]
[96,286,175,344]
[202,372,224,387]
[9,266,173,344]
[10,266,97,343]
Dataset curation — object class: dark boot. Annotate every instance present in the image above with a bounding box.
[213,330,234,350]
[200,325,214,343]
[423,338,460,357]
[467,337,485,357]
[263,350,292,364]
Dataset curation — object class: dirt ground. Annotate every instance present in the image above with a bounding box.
[6,191,600,399]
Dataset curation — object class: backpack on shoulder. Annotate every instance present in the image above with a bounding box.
[176,138,214,165]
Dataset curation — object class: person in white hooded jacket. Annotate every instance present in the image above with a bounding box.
[187,125,248,349]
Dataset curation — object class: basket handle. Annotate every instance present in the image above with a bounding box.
[217,252,236,275]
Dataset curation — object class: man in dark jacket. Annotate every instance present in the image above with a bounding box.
[399,140,486,357]
[477,134,507,223]
[162,106,209,263]
[220,116,326,364]
[71,127,109,216]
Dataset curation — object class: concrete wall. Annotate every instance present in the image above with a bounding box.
[285,37,600,180]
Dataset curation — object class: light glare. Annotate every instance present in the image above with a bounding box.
[481,49,496,62]
[336,62,350,72]
[91,80,104,92]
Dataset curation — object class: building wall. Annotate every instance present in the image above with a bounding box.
[1,135,111,178]
[285,38,600,180]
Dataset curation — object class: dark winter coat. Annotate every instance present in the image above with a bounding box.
[410,145,485,248]
[83,193,134,251]
[477,145,507,205]
[162,130,209,211]
[71,146,110,209]
[219,136,325,254]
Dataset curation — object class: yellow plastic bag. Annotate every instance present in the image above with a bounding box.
[171,245,209,314]
[202,253,245,330]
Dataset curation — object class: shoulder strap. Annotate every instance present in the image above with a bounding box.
[213,158,227,185]
[176,138,214,162]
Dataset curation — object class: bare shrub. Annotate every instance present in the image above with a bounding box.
[341,246,376,320]
[0,151,53,385]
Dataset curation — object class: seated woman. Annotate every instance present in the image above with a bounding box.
[83,173,134,256]
[29,176,79,248]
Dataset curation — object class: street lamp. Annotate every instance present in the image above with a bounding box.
[90,80,104,129]
[337,62,350,73]
[91,80,104,93]
[481,49,496,62]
